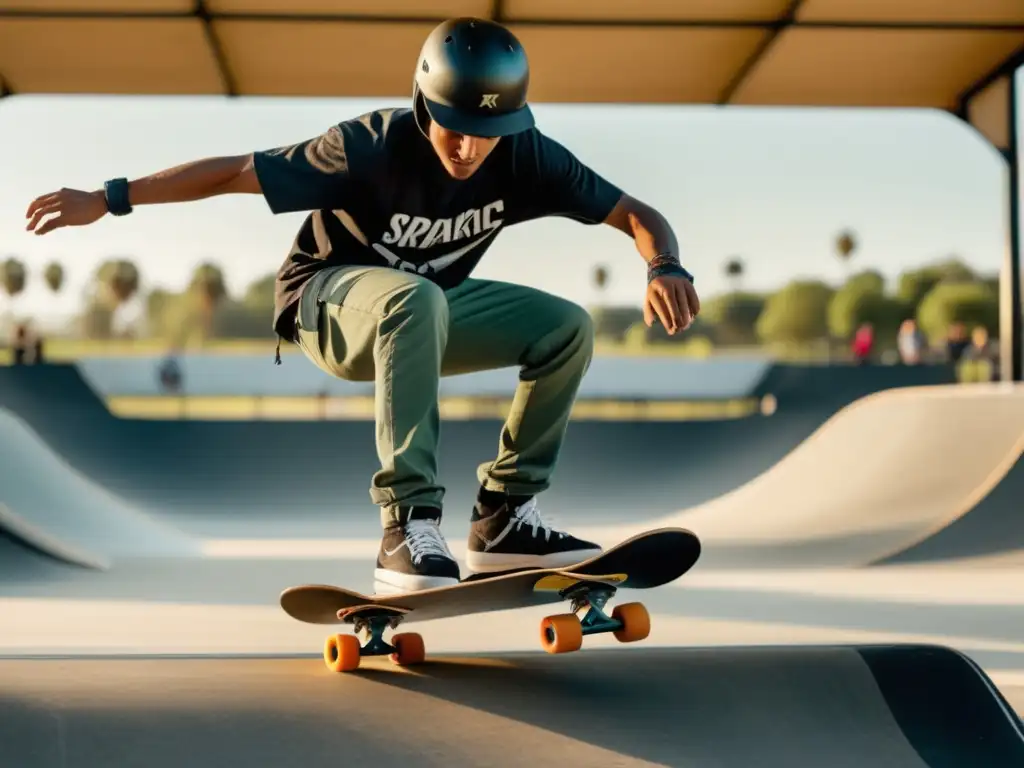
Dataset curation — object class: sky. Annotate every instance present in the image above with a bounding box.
[0,68,1021,329]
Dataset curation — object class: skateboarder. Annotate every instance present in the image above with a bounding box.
[24,18,700,592]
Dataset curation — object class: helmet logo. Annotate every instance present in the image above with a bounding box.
[479,93,499,108]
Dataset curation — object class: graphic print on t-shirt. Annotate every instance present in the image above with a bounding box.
[372,200,505,275]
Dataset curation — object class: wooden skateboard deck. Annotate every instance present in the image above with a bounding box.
[280,527,701,672]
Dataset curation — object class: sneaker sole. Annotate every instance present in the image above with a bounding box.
[464,547,604,573]
[373,568,460,594]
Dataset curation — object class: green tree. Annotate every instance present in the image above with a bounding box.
[210,300,273,338]
[589,305,643,342]
[916,281,998,343]
[623,322,648,350]
[701,291,765,345]
[756,280,833,344]
[242,273,275,310]
[843,269,885,295]
[896,258,976,308]
[78,303,116,340]
[145,288,178,339]
[644,313,716,345]
[827,281,905,342]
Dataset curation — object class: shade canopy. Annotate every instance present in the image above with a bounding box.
[0,2,1021,143]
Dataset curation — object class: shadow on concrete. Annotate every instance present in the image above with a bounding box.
[0,645,1020,768]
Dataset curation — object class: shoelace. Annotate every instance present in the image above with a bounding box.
[405,519,454,564]
[512,498,567,542]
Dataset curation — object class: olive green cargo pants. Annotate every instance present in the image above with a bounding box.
[294,265,594,527]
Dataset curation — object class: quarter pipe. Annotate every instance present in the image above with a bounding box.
[588,383,1024,568]
[877,443,1024,566]
[0,408,198,569]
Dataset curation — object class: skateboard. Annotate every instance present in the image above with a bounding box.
[280,526,701,673]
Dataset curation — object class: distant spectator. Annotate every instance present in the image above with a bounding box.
[896,318,927,365]
[958,326,999,383]
[158,354,183,394]
[10,324,28,365]
[945,322,970,364]
[851,323,874,365]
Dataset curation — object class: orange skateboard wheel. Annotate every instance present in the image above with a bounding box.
[390,632,426,666]
[324,633,361,672]
[612,602,651,643]
[540,614,583,654]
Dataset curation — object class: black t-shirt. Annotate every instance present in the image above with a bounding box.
[252,108,624,340]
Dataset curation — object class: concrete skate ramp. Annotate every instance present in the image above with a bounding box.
[596,383,1024,569]
[876,444,1024,565]
[0,363,955,529]
[0,644,1021,768]
[0,408,198,570]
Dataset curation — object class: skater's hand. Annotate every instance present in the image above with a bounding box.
[644,274,700,335]
[25,187,108,235]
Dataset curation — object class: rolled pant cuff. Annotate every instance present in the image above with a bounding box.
[378,496,445,527]
[476,474,551,498]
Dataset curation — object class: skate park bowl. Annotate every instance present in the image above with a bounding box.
[0,360,958,540]
[2,357,1024,767]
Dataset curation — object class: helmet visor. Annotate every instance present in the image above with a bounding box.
[422,94,534,139]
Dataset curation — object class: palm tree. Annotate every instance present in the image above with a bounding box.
[2,256,27,300]
[835,230,858,275]
[95,258,140,338]
[724,257,744,291]
[2,257,27,335]
[190,262,227,343]
[43,262,64,294]
[98,259,140,306]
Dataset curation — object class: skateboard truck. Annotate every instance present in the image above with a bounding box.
[538,579,651,654]
[350,609,405,656]
[562,583,624,637]
[323,606,425,673]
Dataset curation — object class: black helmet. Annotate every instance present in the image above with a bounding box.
[412,17,534,139]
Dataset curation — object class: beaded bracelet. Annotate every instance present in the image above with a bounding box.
[647,253,695,285]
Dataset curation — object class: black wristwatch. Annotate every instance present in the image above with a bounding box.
[103,177,133,216]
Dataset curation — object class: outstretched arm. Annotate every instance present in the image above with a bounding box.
[25,154,262,235]
[602,194,679,263]
[603,194,700,335]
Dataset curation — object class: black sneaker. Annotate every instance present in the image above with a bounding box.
[466,494,602,573]
[374,508,460,593]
